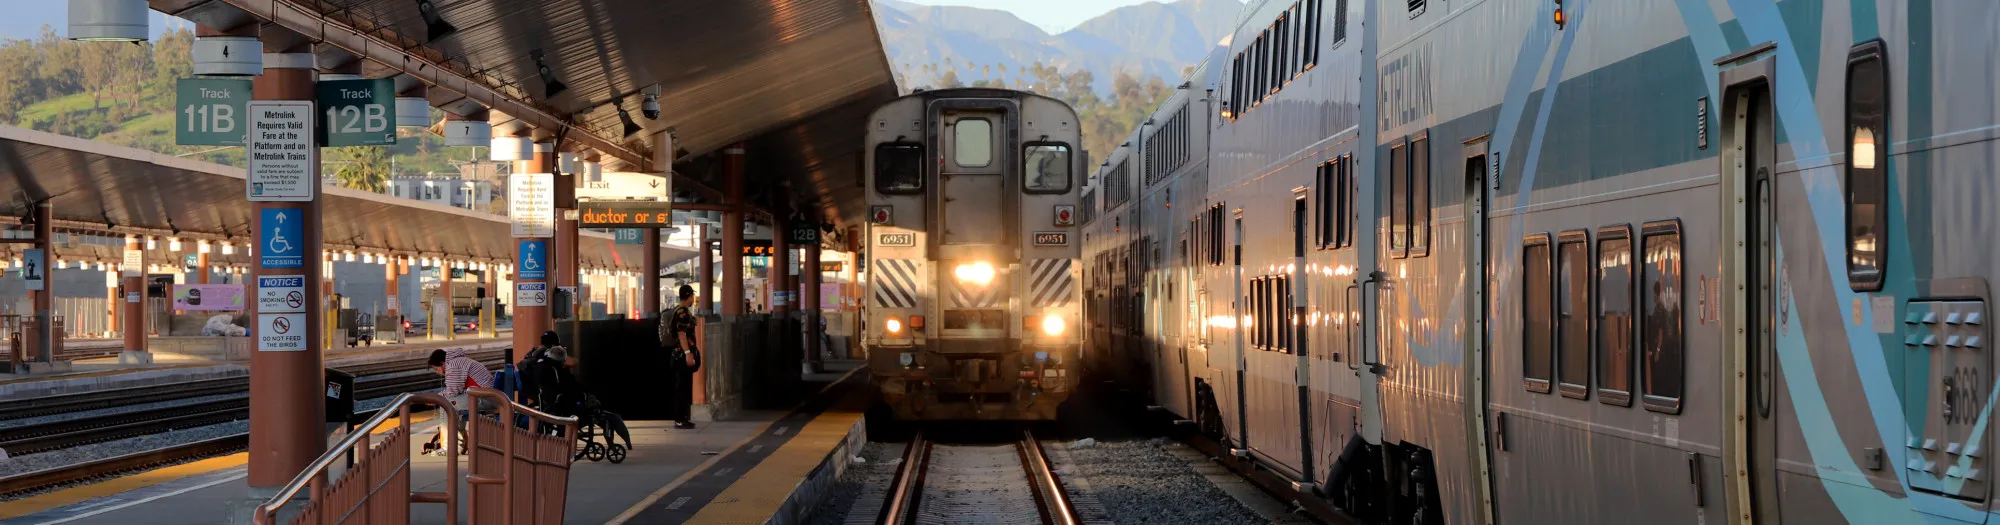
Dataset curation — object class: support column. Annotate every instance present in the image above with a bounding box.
[121,236,149,363]
[642,228,661,317]
[772,218,790,314]
[551,141,576,323]
[438,261,453,340]
[30,201,53,369]
[385,259,401,343]
[245,47,325,501]
[197,251,211,284]
[511,146,554,354]
[803,231,822,371]
[721,145,745,317]
[698,224,713,315]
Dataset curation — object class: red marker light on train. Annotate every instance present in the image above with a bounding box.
[1054,205,1075,226]
[871,206,893,224]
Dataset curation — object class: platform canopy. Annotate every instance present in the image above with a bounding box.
[151,0,902,228]
[0,126,686,271]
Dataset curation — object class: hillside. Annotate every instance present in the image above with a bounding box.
[875,0,1243,92]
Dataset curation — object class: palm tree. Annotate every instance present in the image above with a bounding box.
[328,146,393,192]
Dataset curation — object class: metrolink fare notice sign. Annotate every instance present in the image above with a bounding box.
[247,100,317,202]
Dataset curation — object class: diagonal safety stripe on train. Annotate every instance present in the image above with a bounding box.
[1028,259,1073,308]
[946,267,1005,308]
[873,259,921,308]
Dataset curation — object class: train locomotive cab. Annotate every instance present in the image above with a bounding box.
[863,88,1086,421]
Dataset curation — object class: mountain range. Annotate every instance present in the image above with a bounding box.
[872,0,1245,93]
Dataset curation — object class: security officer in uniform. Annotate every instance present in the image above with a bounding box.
[662,285,702,429]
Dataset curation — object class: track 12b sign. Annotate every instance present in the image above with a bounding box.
[315,78,395,146]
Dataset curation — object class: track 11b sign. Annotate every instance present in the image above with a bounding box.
[176,78,251,146]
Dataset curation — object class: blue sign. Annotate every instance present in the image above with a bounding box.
[21,249,44,291]
[615,229,644,245]
[183,253,199,272]
[259,208,304,269]
[517,240,548,280]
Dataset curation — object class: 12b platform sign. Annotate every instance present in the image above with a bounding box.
[315,78,396,146]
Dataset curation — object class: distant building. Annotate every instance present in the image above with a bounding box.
[388,174,499,212]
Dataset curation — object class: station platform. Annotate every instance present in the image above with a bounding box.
[0,335,516,401]
[0,360,872,525]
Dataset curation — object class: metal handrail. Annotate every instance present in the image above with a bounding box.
[463,387,578,525]
[251,392,461,525]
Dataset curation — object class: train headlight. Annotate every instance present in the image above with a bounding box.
[886,317,904,334]
[1040,314,1065,336]
[953,261,996,286]
[899,352,915,367]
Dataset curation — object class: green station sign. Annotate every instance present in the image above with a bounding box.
[315,78,397,147]
[175,78,252,146]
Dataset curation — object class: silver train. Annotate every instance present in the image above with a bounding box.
[863,88,1085,420]
[1083,0,2000,523]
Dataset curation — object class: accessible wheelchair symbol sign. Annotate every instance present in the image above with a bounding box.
[260,208,303,269]
[517,240,547,280]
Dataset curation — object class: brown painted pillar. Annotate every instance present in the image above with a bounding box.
[772,218,791,314]
[698,225,713,315]
[721,145,746,317]
[484,261,498,337]
[196,251,211,284]
[121,236,148,363]
[512,147,554,354]
[29,201,52,367]
[438,261,453,340]
[642,228,661,317]
[551,142,576,322]
[803,232,822,371]
[246,47,325,495]
[384,259,401,340]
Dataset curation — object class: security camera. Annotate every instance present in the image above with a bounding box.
[642,94,660,120]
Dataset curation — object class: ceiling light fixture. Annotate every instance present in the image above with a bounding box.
[532,49,567,98]
[619,100,644,139]
[416,0,458,42]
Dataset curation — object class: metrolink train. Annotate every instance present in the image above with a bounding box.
[862,88,1086,420]
[1082,0,2000,524]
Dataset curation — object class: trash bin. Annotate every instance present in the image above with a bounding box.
[325,368,355,424]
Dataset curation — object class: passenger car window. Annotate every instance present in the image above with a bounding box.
[1597,225,1634,406]
[875,142,924,194]
[952,118,993,167]
[1523,233,1554,393]
[1024,142,1072,193]
[1641,220,1684,413]
[1845,40,1888,291]
[1557,230,1590,399]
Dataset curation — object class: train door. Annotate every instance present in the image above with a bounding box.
[938,111,1007,246]
[1720,60,1780,524]
[1292,195,1316,484]
[1462,139,1497,524]
[1232,211,1249,449]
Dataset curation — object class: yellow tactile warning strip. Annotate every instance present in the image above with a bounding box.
[683,408,863,524]
[0,409,441,519]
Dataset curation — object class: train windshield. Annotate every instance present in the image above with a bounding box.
[1023,142,1072,193]
[875,142,925,194]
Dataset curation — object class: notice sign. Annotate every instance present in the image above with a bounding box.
[122,248,142,277]
[257,276,307,313]
[21,249,44,291]
[509,174,555,237]
[247,100,317,201]
[259,313,308,351]
[516,282,548,307]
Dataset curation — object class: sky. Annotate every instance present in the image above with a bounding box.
[1,1,1152,41]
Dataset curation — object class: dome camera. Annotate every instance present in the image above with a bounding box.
[642,94,661,120]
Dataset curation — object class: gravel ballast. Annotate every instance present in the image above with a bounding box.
[0,419,248,480]
[1055,438,1268,524]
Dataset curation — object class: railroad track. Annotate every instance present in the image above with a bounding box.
[0,434,249,497]
[0,355,503,457]
[0,348,505,421]
[877,431,1077,525]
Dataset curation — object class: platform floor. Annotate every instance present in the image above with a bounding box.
[0,360,870,525]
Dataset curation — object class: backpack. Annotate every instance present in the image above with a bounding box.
[516,347,546,402]
[658,306,679,348]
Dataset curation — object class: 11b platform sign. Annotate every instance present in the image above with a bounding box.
[176,78,251,146]
[315,78,395,147]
